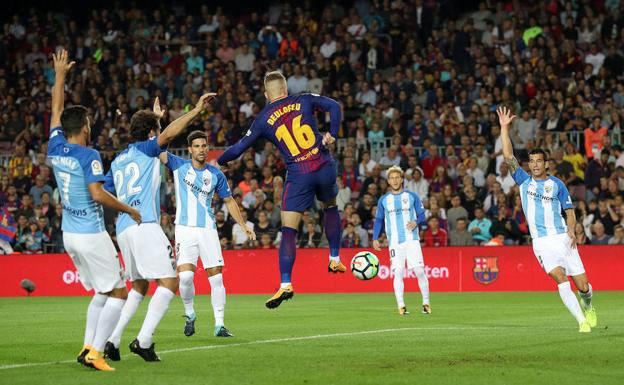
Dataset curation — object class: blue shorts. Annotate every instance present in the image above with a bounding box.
[282,162,338,212]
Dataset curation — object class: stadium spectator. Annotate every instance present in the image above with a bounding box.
[299,220,323,248]
[591,221,611,245]
[422,216,447,247]
[468,207,492,245]
[449,217,474,247]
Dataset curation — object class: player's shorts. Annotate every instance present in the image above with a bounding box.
[117,223,176,281]
[63,231,125,293]
[282,161,338,212]
[175,225,224,269]
[389,240,425,271]
[532,232,585,276]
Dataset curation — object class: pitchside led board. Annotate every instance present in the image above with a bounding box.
[2,247,623,297]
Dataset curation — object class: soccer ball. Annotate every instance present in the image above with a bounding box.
[350,251,380,280]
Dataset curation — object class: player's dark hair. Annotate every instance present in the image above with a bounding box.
[60,106,89,137]
[130,110,160,141]
[187,130,208,146]
[528,148,548,161]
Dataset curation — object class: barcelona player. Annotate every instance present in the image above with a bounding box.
[497,106,596,332]
[218,71,345,309]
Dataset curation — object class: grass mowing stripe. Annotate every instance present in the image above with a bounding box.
[0,325,534,371]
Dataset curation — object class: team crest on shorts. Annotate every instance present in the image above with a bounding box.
[473,256,498,284]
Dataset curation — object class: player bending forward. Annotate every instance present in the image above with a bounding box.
[160,130,255,337]
[373,166,431,315]
[497,106,596,332]
[103,93,216,362]
[218,71,346,309]
[48,50,142,371]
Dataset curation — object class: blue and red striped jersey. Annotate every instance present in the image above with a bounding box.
[218,93,341,175]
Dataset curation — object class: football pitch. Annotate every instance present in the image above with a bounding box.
[1,292,622,385]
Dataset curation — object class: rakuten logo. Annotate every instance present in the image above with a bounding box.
[62,270,82,285]
[377,265,449,280]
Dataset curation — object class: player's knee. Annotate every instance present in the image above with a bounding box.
[548,268,567,284]
[393,267,405,279]
[179,270,194,285]
[158,277,179,293]
[205,266,222,277]
[110,287,128,300]
[133,280,149,296]
[322,199,337,209]
[414,267,426,280]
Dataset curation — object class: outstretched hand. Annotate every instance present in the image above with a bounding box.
[52,49,75,76]
[153,97,165,119]
[496,106,516,127]
[195,92,218,112]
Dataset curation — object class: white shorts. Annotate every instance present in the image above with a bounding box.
[63,231,125,293]
[389,240,425,271]
[117,223,176,281]
[532,233,586,276]
[175,225,224,269]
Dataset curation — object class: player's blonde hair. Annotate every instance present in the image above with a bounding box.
[264,71,286,87]
[386,165,404,178]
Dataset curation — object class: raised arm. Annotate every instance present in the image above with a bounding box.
[51,50,76,128]
[217,119,264,165]
[496,106,518,171]
[157,92,216,147]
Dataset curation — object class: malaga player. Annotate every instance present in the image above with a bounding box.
[372,166,431,315]
[103,93,216,361]
[497,106,596,332]
[48,50,142,371]
[218,71,345,309]
[160,130,256,338]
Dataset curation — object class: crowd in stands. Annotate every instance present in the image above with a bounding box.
[1,0,624,254]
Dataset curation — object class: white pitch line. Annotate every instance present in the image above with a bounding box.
[0,326,521,371]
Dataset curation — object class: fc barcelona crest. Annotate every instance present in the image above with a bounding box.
[473,256,499,284]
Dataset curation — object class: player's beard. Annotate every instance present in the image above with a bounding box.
[193,153,206,166]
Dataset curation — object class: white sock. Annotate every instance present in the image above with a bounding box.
[578,283,593,310]
[414,267,430,306]
[329,256,340,262]
[393,268,405,308]
[137,286,174,348]
[558,281,586,323]
[280,282,291,289]
[109,289,144,348]
[178,271,196,318]
[84,294,107,347]
[209,274,226,326]
[91,297,125,352]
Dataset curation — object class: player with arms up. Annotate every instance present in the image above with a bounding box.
[103,93,216,361]
[372,166,431,315]
[48,50,142,371]
[218,71,345,309]
[497,106,596,332]
[160,130,256,337]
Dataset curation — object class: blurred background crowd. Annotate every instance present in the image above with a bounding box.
[0,0,623,254]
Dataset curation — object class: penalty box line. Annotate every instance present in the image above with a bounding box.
[0,326,512,371]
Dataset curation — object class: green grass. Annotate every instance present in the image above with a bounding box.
[0,292,623,385]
